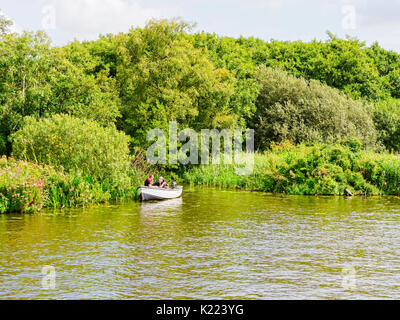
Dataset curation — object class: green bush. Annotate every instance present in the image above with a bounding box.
[254,67,377,150]
[373,99,400,152]
[11,114,131,184]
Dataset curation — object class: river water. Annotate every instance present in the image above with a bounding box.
[1,186,400,299]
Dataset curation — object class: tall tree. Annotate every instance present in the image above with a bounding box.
[116,19,235,145]
[0,31,121,155]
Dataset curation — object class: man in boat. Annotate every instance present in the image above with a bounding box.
[153,176,168,188]
[144,174,154,187]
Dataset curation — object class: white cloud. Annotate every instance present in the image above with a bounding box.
[45,0,182,40]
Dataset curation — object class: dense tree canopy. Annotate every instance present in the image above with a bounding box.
[187,33,261,126]
[0,31,120,154]
[2,19,400,155]
[191,32,398,101]
[116,19,235,145]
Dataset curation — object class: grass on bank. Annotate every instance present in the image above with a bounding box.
[183,141,400,196]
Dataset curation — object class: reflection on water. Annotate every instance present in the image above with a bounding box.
[140,198,183,216]
[1,186,400,299]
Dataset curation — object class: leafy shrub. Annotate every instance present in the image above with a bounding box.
[373,99,400,152]
[254,67,377,150]
[11,114,131,184]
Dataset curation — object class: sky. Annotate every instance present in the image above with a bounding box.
[1,0,399,52]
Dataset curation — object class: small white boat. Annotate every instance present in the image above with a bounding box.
[139,186,183,201]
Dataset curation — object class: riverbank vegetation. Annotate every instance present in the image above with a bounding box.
[184,141,400,196]
[0,157,134,213]
[3,13,400,212]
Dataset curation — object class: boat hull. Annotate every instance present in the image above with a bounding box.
[139,186,183,201]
